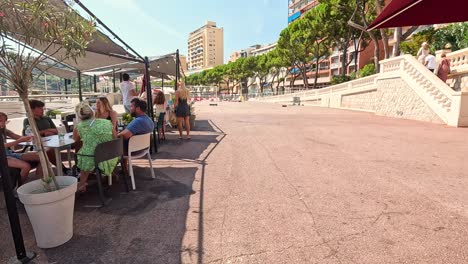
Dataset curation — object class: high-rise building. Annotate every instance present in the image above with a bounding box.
[288,0,319,24]
[187,21,224,71]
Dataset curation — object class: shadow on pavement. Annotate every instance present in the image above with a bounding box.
[0,119,225,264]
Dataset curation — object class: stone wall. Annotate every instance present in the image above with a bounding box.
[341,90,378,111]
[374,78,444,124]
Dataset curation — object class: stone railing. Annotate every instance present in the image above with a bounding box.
[447,48,468,72]
[445,48,468,92]
[380,55,457,123]
[258,75,378,108]
[258,52,468,127]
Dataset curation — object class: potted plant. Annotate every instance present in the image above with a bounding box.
[0,0,95,248]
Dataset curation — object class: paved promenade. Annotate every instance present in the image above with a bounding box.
[1,101,468,263]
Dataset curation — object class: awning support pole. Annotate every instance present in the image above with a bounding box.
[93,75,97,93]
[78,70,83,102]
[175,49,180,91]
[112,69,116,93]
[144,56,157,153]
[0,128,37,263]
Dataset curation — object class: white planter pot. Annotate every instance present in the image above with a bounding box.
[17,176,77,248]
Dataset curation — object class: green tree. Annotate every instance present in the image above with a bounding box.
[0,0,96,188]
[277,17,316,89]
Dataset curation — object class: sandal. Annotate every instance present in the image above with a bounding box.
[77,182,88,193]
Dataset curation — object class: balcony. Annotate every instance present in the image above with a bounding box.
[330,62,341,69]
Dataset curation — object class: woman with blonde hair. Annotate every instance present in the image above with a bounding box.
[175,81,191,139]
[73,101,118,192]
[95,96,117,129]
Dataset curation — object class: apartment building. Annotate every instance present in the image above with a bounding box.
[228,44,261,63]
[187,21,224,71]
[251,43,277,56]
[288,0,319,24]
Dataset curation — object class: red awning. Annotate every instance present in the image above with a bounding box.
[367,0,468,30]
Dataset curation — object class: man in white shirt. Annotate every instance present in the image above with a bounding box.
[120,73,138,113]
[424,54,436,73]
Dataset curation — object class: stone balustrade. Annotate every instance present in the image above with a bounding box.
[258,52,468,127]
[447,48,468,71]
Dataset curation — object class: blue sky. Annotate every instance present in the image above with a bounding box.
[79,0,288,63]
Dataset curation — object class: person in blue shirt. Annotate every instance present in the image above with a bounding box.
[118,98,154,152]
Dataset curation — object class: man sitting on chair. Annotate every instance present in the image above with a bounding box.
[22,99,69,175]
[118,98,154,152]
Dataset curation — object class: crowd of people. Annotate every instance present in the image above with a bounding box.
[2,77,192,194]
[417,42,451,82]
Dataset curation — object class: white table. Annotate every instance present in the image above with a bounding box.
[21,133,75,174]
[42,132,75,175]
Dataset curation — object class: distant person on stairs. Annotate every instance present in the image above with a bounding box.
[436,52,451,83]
[417,42,430,64]
[424,53,436,73]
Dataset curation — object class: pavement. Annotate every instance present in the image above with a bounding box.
[1,101,468,263]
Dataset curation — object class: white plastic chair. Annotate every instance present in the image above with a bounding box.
[125,133,155,190]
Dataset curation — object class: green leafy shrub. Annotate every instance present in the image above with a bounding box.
[331,75,354,85]
[357,64,376,78]
[46,109,62,118]
[122,113,134,125]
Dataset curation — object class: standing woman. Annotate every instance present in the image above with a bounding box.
[174,82,191,139]
[417,42,430,64]
[437,52,451,83]
[95,96,118,130]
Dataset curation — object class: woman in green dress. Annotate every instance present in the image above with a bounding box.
[73,102,118,192]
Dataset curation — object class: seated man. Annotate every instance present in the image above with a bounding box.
[23,99,58,137]
[1,112,43,183]
[22,99,68,174]
[118,98,154,152]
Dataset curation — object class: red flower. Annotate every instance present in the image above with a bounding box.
[0,12,5,17]
[42,22,49,27]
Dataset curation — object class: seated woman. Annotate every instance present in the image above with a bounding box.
[95,96,117,129]
[153,90,167,135]
[73,102,118,192]
[0,112,43,183]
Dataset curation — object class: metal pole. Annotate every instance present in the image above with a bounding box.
[64,79,68,96]
[144,56,157,153]
[0,128,37,263]
[112,69,116,93]
[93,75,97,93]
[77,70,83,102]
[175,49,180,91]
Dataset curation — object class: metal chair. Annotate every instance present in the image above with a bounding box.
[125,133,155,190]
[92,137,129,207]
